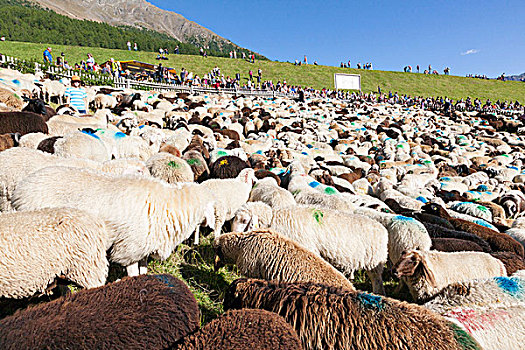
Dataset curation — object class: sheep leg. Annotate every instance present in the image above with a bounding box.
[139,257,148,275]
[126,262,140,277]
[367,264,386,295]
[194,226,200,245]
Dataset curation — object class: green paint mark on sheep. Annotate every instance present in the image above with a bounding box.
[324,187,337,195]
[477,205,488,212]
[167,161,181,169]
[217,150,228,156]
[447,322,483,350]
[186,158,201,166]
[291,190,301,196]
[312,209,324,224]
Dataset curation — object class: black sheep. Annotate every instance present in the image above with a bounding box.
[21,98,56,121]
[0,112,48,135]
[209,155,250,179]
[0,274,200,350]
[489,251,525,275]
[175,309,302,350]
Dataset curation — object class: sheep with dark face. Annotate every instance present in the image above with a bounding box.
[175,309,303,350]
[0,274,200,350]
[422,203,524,257]
[225,279,481,350]
[21,98,56,121]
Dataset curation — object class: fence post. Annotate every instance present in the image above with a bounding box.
[126,78,131,89]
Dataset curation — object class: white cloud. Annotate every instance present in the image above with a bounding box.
[461,49,479,56]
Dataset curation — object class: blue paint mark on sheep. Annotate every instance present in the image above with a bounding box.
[306,144,313,149]
[301,152,308,155]
[154,274,176,288]
[114,132,126,139]
[473,219,492,228]
[416,196,428,203]
[477,185,488,192]
[357,293,385,310]
[139,125,145,129]
[494,277,524,298]
[394,216,414,222]
[256,150,263,155]
[309,181,321,188]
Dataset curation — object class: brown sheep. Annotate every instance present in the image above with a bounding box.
[225,279,480,350]
[214,230,354,290]
[422,203,524,257]
[489,251,525,275]
[175,309,303,350]
[254,169,281,186]
[0,133,17,152]
[183,150,209,182]
[214,128,240,141]
[184,134,210,160]
[0,88,23,109]
[431,237,484,252]
[0,274,200,350]
[160,143,182,157]
[0,112,48,135]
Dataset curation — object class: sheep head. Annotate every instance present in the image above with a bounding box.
[394,250,437,288]
[237,168,257,187]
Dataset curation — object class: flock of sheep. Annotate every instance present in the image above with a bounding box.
[0,67,524,349]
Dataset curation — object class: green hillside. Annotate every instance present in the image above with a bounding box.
[1,40,524,103]
[0,0,261,58]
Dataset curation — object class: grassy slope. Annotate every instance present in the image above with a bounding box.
[2,40,525,102]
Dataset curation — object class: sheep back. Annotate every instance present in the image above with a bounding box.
[225,279,478,350]
[0,274,200,349]
[175,309,302,350]
[147,153,194,183]
[214,230,354,290]
[0,112,48,135]
[0,207,108,298]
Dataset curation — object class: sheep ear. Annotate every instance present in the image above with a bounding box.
[418,256,437,288]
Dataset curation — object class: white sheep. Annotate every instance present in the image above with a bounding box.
[0,148,100,212]
[93,94,117,110]
[52,131,111,162]
[249,177,296,210]
[201,168,257,240]
[0,207,108,298]
[146,152,194,183]
[17,132,48,149]
[505,217,525,248]
[231,202,389,294]
[46,109,112,136]
[425,274,525,313]
[353,207,432,265]
[11,166,216,276]
[395,250,507,302]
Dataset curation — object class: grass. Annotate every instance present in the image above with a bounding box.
[2,40,525,102]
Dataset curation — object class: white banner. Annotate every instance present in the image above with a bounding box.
[334,73,361,91]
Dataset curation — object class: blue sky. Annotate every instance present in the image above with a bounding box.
[151,0,525,77]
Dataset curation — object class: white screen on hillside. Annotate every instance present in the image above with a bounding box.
[334,73,361,91]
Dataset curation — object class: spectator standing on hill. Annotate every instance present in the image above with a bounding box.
[235,72,240,82]
[258,68,262,80]
[110,58,121,78]
[175,45,179,54]
[348,60,351,68]
[134,42,138,51]
[233,50,237,59]
[64,75,88,114]
[86,53,95,71]
[127,41,131,51]
[304,55,307,64]
[43,47,53,64]
[416,65,420,73]
[249,70,253,81]
[242,52,246,60]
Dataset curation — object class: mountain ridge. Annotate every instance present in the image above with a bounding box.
[30,0,258,56]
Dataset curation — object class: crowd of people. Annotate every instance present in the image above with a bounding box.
[403,65,450,75]
[339,61,373,69]
[40,47,522,114]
